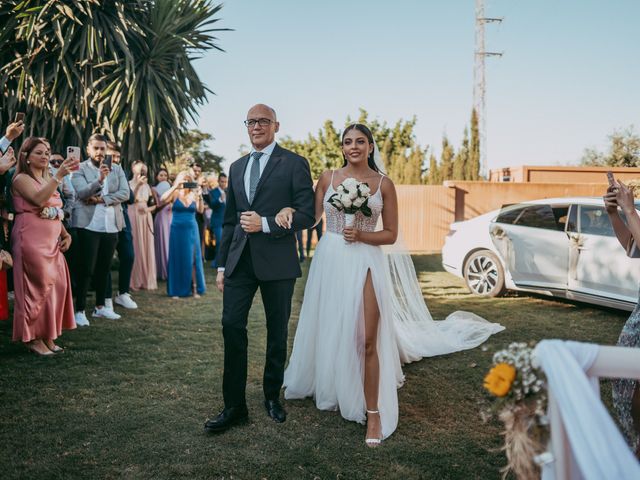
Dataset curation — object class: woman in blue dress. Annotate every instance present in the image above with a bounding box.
[161,171,206,298]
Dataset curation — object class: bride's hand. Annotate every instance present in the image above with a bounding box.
[343,227,360,243]
[276,207,295,229]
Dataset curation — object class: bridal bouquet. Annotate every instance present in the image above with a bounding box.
[40,206,65,221]
[328,178,372,227]
[483,342,549,479]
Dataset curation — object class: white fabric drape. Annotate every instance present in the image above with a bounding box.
[383,241,505,364]
[534,340,640,480]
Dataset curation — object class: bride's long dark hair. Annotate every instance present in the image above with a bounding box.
[341,123,381,173]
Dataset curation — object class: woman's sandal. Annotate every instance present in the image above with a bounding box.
[365,409,383,448]
[45,340,64,354]
[25,340,54,356]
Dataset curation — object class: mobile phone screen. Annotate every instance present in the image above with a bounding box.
[103,154,113,169]
[14,112,25,123]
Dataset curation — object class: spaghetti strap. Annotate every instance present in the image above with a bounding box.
[377,174,385,191]
[330,170,335,184]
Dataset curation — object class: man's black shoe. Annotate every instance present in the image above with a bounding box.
[204,405,248,433]
[264,399,286,423]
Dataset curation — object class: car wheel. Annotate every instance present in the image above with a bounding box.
[463,250,506,297]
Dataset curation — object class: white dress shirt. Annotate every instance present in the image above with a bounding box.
[85,162,118,233]
[245,140,276,234]
[0,136,11,154]
[218,141,276,272]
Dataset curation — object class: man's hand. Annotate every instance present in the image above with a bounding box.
[216,271,225,292]
[85,195,103,205]
[99,164,110,182]
[0,147,16,174]
[240,211,262,233]
[5,121,24,141]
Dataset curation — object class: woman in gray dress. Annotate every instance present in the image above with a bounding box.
[605,180,640,456]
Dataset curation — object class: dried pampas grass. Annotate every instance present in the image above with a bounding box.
[498,404,545,480]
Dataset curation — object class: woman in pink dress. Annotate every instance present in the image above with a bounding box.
[128,161,157,290]
[11,136,77,355]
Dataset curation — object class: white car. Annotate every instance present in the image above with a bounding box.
[442,197,640,311]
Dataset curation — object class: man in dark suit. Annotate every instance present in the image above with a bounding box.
[207,172,227,268]
[204,104,315,433]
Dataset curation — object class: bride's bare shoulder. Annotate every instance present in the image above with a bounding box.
[380,175,397,195]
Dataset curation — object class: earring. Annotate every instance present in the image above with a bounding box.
[27,160,30,164]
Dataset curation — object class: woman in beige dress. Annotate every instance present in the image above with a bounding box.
[128,161,157,290]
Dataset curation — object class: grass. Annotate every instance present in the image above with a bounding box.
[0,255,628,479]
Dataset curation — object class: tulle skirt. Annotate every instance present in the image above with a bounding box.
[284,231,404,439]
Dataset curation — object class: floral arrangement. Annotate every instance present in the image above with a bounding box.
[40,206,64,221]
[483,342,549,479]
[328,178,372,217]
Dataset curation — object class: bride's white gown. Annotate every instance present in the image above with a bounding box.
[283,174,505,439]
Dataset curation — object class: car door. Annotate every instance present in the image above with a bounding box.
[490,203,570,289]
[567,204,640,302]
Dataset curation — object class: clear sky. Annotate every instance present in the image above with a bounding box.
[190,0,640,173]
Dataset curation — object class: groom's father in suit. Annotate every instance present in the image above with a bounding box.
[204,104,315,433]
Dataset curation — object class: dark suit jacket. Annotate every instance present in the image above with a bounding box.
[216,144,315,281]
[208,187,226,228]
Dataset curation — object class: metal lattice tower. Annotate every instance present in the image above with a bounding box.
[474,0,502,178]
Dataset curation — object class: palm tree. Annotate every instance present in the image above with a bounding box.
[0,0,227,170]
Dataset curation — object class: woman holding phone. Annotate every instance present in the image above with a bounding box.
[161,171,206,298]
[605,176,640,457]
[128,161,157,290]
[11,137,78,355]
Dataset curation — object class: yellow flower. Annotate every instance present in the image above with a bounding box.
[484,363,517,397]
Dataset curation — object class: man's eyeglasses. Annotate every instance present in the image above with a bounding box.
[244,118,274,128]
[49,159,63,167]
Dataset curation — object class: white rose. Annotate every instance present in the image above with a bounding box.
[337,185,346,194]
[359,184,371,196]
[352,197,365,208]
[341,196,352,208]
[342,177,358,190]
[349,190,358,200]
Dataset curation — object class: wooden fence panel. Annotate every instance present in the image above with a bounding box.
[395,185,454,252]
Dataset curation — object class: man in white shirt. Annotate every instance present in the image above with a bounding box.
[70,134,130,326]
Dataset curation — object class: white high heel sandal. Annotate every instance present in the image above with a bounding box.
[365,409,382,447]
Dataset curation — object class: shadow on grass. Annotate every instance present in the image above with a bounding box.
[0,253,631,479]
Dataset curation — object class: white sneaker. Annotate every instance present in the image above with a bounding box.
[92,306,121,320]
[104,298,114,310]
[75,311,90,327]
[114,292,138,309]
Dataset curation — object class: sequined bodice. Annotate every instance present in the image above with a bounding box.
[324,176,384,234]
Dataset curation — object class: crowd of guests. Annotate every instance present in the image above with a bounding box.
[0,121,230,355]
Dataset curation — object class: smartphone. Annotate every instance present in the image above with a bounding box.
[14,112,25,123]
[67,146,81,171]
[182,182,198,189]
[102,154,113,170]
[606,171,615,187]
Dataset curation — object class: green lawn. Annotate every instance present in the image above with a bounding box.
[0,255,628,479]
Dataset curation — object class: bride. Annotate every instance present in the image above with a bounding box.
[279,123,504,446]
